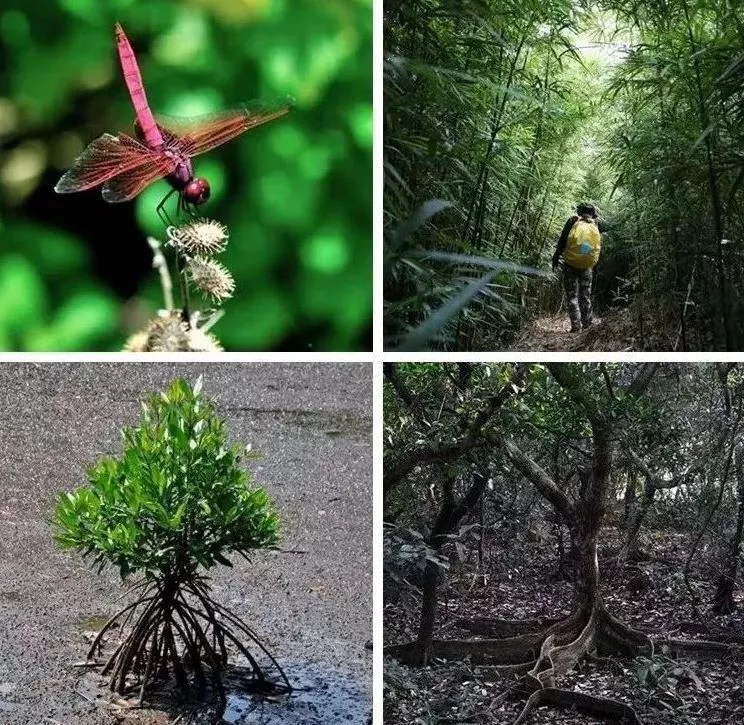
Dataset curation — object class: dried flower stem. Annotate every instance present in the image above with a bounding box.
[125,217,233,351]
[146,236,174,311]
[173,251,191,328]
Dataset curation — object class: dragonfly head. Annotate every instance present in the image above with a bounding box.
[183,178,211,205]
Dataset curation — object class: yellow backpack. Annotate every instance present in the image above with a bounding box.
[564,218,601,270]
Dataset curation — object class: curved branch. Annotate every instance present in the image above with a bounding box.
[626,362,658,396]
[384,362,420,412]
[546,363,600,416]
[513,687,642,725]
[385,363,527,493]
[625,448,698,491]
[498,436,575,524]
[547,362,658,417]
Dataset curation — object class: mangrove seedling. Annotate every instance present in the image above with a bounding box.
[54,377,288,703]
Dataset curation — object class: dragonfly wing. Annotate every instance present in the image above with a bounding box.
[55,133,173,197]
[158,104,291,158]
[101,157,176,202]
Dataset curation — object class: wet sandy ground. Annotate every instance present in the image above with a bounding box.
[0,363,372,724]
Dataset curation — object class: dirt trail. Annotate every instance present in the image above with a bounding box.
[506,315,615,351]
[504,308,660,352]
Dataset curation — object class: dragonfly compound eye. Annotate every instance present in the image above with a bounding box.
[184,178,211,205]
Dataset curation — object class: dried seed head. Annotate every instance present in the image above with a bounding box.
[187,327,225,352]
[167,218,229,256]
[123,312,223,352]
[145,312,190,351]
[187,257,235,302]
[123,330,150,353]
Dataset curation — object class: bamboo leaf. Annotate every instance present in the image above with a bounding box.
[396,271,497,351]
[419,250,550,278]
[392,200,454,250]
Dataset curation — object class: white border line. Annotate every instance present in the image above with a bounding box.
[7,352,739,362]
[0,352,371,362]
[383,352,744,362]
[372,359,383,725]
[372,0,383,719]
[373,0,382,357]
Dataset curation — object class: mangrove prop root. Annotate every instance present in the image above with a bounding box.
[512,687,643,725]
[87,590,157,659]
[185,580,291,691]
[86,578,289,701]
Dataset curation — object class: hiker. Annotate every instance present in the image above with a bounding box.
[552,202,603,332]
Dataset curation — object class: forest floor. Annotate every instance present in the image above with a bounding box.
[504,306,677,352]
[384,526,744,725]
[0,363,372,725]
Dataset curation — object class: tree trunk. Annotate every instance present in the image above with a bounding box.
[622,467,636,526]
[712,446,744,613]
[621,483,656,562]
[414,560,439,664]
[553,519,573,581]
[573,527,600,614]
[412,470,489,666]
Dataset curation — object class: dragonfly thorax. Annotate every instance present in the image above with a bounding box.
[163,153,209,204]
[183,178,211,205]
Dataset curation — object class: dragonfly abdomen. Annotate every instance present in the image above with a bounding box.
[115,24,164,149]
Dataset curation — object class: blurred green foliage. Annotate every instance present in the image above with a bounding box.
[0,0,372,350]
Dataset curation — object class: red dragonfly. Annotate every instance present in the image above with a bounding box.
[55,23,290,220]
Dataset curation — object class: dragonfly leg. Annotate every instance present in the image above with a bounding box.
[156,188,192,326]
[185,200,199,220]
[177,192,189,221]
[173,252,191,330]
[156,188,177,228]
[178,196,199,221]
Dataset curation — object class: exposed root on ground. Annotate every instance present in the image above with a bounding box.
[385,633,540,671]
[512,686,643,725]
[658,638,744,659]
[387,603,744,724]
[455,615,564,637]
[86,577,290,703]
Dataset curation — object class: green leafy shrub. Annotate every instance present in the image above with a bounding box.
[54,377,288,703]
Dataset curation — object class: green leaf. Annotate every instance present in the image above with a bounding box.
[396,271,498,351]
[52,377,280,580]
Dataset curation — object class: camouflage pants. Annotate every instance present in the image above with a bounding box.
[563,264,593,330]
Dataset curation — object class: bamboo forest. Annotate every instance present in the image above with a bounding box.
[383,1,744,351]
[384,362,744,724]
